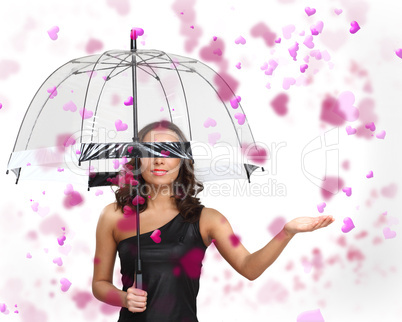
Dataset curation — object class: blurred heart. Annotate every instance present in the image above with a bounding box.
[234,113,246,125]
[47,26,59,40]
[150,229,161,243]
[350,21,360,34]
[115,119,128,131]
[305,7,316,16]
[235,36,246,44]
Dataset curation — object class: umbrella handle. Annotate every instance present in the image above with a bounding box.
[134,271,143,290]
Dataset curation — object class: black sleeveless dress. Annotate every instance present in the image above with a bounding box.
[117,206,207,322]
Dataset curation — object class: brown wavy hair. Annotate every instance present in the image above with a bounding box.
[113,120,204,222]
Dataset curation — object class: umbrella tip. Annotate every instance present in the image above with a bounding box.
[6,170,9,175]
[130,28,144,51]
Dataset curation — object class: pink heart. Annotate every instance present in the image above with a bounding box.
[123,206,136,217]
[342,187,352,197]
[334,91,359,121]
[317,202,326,213]
[341,217,355,233]
[260,62,268,70]
[115,119,128,131]
[0,303,7,313]
[59,244,72,256]
[229,234,241,247]
[208,132,221,146]
[299,31,305,36]
[245,144,268,165]
[376,130,386,139]
[53,257,63,266]
[161,150,170,157]
[350,21,360,34]
[95,189,103,196]
[63,136,76,147]
[310,21,324,34]
[130,28,144,40]
[381,183,397,198]
[230,96,241,109]
[190,26,194,29]
[311,29,319,36]
[203,117,217,128]
[395,49,402,59]
[305,7,316,16]
[383,227,396,239]
[275,37,281,43]
[213,36,217,41]
[132,195,145,206]
[288,42,299,61]
[297,309,325,322]
[345,125,356,135]
[112,160,120,169]
[234,113,246,125]
[79,108,93,119]
[26,252,32,259]
[213,48,222,56]
[235,62,241,69]
[303,35,314,49]
[47,26,59,40]
[63,100,77,112]
[64,184,74,195]
[66,191,83,207]
[85,39,103,54]
[57,235,66,246]
[47,86,58,99]
[31,202,39,212]
[300,64,308,73]
[0,103,2,109]
[234,36,246,45]
[365,122,376,131]
[60,278,72,292]
[310,49,322,60]
[282,77,296,90]
[304,55,310,63]
[271,93,289,116]
[366,171,373,178]
[150,229,161,243]
[334,8,343,15]
[127,146,134,153]
[282,24,295,39]
[124,96,133,106]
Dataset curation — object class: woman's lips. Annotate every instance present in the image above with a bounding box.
[151,170,168,176]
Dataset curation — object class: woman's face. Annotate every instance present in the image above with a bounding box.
[139,129,182,187]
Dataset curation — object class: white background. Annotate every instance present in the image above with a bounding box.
[1,0,402,321]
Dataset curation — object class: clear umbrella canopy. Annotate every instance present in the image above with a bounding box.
[7,49,264,187]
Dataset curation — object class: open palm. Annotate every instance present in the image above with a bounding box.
[284,215,335,236]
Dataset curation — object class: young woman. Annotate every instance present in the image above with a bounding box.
[92,120,335,321]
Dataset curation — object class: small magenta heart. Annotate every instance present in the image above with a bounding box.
[31,202,39,212]
[95,189,103,196]
[63,100,77,112]
[230,96,241,109]
[365,122,376,131]
[208,132,221,146]
[150,229,161,243]
[317,202,326,213]
[334,9,343,15]
[47,86,58,99]
[203,117,217,128]
[234,36,246,45]
[282,24,295,39]
[60,278,72,292]
[123,205,136,217]
[275,37,281,43]
[366,170,373,178]
[128,146,134,153]
[283,77,296,90]
[260,62,268,70]
[26,253,32,259]
[300,64,308,73]
[288,42,299,61]
[229,234,241,247]
[376,130,386,139]
[57,235,66,246]
[350,21,360,34]
[53,257,63,266]
[243,144,268,165]
[310,21,324,34]
[64,184,74,195]
[79,108,93,119]
[342,187,352,197]
[235,62,241,69]
[161,150,170,157]
[297,309,325,321]
[47,26,59,40]
[395,49,402,59]
[311,28,319,36]
[345,125,357,135]
[234,113,246,125]
[213,48,222,56]
[112,160,120,169]
[271,93,289,116]
[190,25,194,29]
[383,227,396,239]
[130,28,144,40]
[299,31,305,36]
[132,195,145,206]
[115,119,128,131]
[213,36,217,41]
[303,35,314,49]
[305,7,316,16]
[124,96,133,106]
[63,136,76,147]
[341,217,355,233]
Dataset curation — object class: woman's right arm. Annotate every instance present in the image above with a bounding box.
[92,204,147,312]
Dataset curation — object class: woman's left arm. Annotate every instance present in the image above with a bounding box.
[204,208,335,281]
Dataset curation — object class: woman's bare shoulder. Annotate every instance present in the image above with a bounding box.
[98,203,122,224]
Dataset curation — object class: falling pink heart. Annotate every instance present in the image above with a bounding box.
[234,113,246,125]
[79,108,93,119]
[58,244,72,256]
[303,35,314,49]
[235,62,241,69]
[63,136,76,147]
[60,278,72,292]
[115,119,128,131]
[132,195,145,206]
[365,122,376,131]
[235,36,246,45]
[190,26,194,29]
[208,132,221,146]
[271,93,288,116]
[342,187,352,197]
[311,29,319,36]
[305,7,316,16]
[130,28,144,40]
[383,227,396,239]
[282,77,296,90]
[63,101,77,112]
[0,103,2,109]
[47,86,58,99]
[334,8,343,15]
[67,191,83,207]
[230,96,241,109]
[161,150,170,157]
[64,184,74,195]
[341,217,355,233]
[204,117,217,128]
[150,229,161,243]
[229,234,241,247]
[366,171,373,178]
[317,202,326,213]
[310,21,324,34]
[57,235,66,246]
[376,130,386,139]
[31,202,39,212]
[47,26,60,40]
[123,205,136,217]
[297,309,325,321]
[213,36,217,41]
[350,21,360,34]
[245,144,268,165]
[95,189,103,196]
[275,37,281,43]
[53,257,63,266]
[26,252,32,259]
[213,48,222,56]
[300,64,308,73]
[381,183,397,198]
[334,91,359,121]
[288,42,299,61]
[299,31,305,36]
[124,96,133,106]
[345,125,356,135]
[282,24,295,39]
[260,62,268,70]
[112,160,120,169]
[395,49,402,59]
